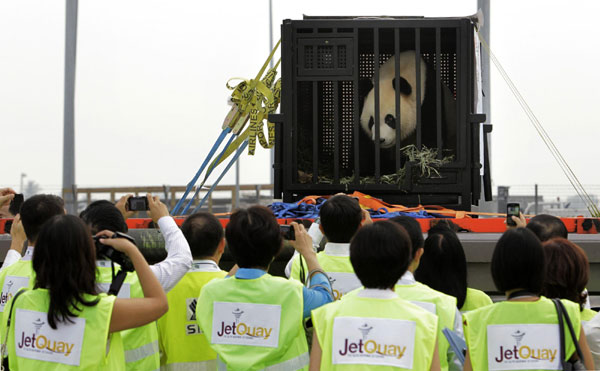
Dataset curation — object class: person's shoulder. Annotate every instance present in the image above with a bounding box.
[466,287,493,303]
[412,281,458,306]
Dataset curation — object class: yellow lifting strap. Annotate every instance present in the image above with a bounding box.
[206,41,282,177]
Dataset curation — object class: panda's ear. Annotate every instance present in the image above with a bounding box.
[392,77,412,96]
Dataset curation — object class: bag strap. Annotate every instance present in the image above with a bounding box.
[556,299,586,365]
[1,289,27,358]
[552,298,569,371]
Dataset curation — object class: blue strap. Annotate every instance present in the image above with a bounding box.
[181,133,237,215]
[192,140,249,214]
[171,127,232,215]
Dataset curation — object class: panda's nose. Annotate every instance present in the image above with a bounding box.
[379,139,386,144]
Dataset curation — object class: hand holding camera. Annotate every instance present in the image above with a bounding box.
[146,194,169,224]
[288,222,316,258]
[94,231,137,272]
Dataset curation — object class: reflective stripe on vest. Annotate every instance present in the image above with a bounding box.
[163,359,216,370]
[217,352,309,371]
[124,340,159,363]
[197,273,308,370]
[463,297,581,371]
[312,289,438,371]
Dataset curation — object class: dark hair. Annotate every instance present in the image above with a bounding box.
[526,214,568,242]
[541,238,589,309]
[20,194,65,243]
[350,221,411,289]
[414,228,468,308]
[491,228,545,294]
[80,200,128,234]
[33,215,99,329]
[390,216,423,259]
[181,212,224,259]
[319,195,363,243]
[225,206,282,269]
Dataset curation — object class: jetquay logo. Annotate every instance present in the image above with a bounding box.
[487,324,559,370]
[14,309,85,366]
[0,276,29,312]
[332,317,416,368]
[211,302,281,348]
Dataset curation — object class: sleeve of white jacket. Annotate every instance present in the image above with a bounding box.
[150,216,193,292]
[284,222,323,278]
[0,250,22,271]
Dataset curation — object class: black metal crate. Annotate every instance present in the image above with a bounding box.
[272,16,488,210]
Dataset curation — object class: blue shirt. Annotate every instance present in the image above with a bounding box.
[235,268,333,318]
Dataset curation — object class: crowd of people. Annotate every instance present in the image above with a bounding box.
[0,187,598,370]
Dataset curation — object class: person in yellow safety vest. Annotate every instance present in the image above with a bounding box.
[80,194,193,370]
[1,214,168,370]
[463,228,595,371]
[389,216,463,371]
[196,206,334,371]
[0,195,66,315]
[286,195,372,299]
[157,211,228,370]
[310,221,441,371]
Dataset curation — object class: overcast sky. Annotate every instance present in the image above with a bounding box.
[2,0,599,199]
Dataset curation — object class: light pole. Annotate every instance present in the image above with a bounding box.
[20,173,26,193]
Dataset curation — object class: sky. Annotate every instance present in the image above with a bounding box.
[2,0,600,199]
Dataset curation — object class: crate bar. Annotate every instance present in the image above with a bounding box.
[415,28,422,148]
[353,28,360,184]
[283,20,294,200]
[436,27,442,159]
[333,80,340,183]
[312,81,319,183]
[394,28,401,171]
[374,29,381,181]
[456,27,463,162]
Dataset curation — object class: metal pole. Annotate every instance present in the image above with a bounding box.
[63,0,78,214]
[20,173,26,193]
[268,0,275,198]
[478,0,491,144]
[534,184,539,215]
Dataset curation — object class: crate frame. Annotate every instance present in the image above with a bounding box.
[272,16,489,210]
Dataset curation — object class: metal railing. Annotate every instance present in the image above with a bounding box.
[63,184,274,213]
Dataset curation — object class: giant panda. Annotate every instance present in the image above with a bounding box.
[358,50,456,176]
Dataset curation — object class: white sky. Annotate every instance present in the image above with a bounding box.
[2,0,599,197]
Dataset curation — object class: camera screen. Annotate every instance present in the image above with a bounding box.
[507,205,520,215]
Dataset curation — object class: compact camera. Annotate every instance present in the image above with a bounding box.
[280,225,295,241]
[93,232,136,272]
[127,196,149,212]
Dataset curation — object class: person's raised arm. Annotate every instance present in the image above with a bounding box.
[289,222,324,275]
[1,214,27,271]
[146,194,192,292]
[115,194,135,220]
[97,231,168,333]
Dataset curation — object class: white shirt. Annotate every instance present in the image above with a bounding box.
[397,271,464,371]
[190,259,221,273]
[0,216,192,293]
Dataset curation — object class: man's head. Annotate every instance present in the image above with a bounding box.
[350,221,412,290]
[226,206,282,269]
[80,200,128,234]
[181,212,225,261]
[319,195,363,243]
[20,194,65,245]
[526,214,568,242]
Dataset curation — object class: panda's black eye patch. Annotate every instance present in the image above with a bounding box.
[392,77,412,96]
[368,117,374,131]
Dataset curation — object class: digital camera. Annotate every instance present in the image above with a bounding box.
[93,232,135,272]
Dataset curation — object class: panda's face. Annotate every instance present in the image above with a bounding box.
[360,51,426,149]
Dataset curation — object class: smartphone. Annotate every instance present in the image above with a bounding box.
[127,196,149,211]
[280,225,295,241]
[506,203,520,227]
[8,194,24,216]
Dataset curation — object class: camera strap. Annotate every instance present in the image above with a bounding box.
[108,261,128,296]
